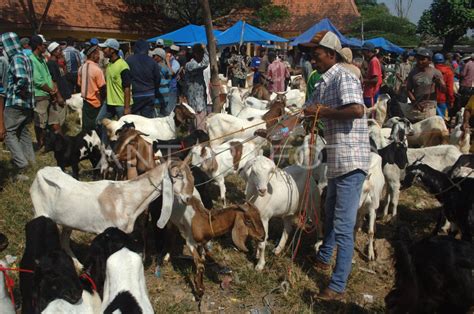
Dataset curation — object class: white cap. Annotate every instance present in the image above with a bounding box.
[301,30,342,54]
[151,48,166,59]
[340,47,353,63]
[156,39,164,46]
[170,44,180,52]
[47,42,60,53]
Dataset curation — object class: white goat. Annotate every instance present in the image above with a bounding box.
[241,156,320,270]
[30,161,193,263]
[359,153,386,261]
[102,113,177,143]
[189,139,261,206]
[385,116,448,147]
[228,88,268,120]
[66,93,83,127]
[43,290,102,314]
[0,260,15,314]
[270,89,305,108]
[366,93,390,126]
[449,108,470,153]
[407,145,462,172]
[102,248,153,314]
[206,113,266,146]
[245,97,269,110]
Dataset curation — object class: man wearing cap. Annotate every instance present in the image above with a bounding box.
[433,53,454,119]
[166,45,182,114]
[361,42,382,109]
[0,32,35,180]
[340,47,361,80]
[126,39,161,118]
[47,42,72,132]
[151,47,171,116]
[78,44,106,131]
[29,35,59,149]
[304,31,370,301]
[63,37,82,93]
[406,48,445,121]
[97,38,132,134]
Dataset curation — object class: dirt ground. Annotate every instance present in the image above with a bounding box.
[0,112,444,313]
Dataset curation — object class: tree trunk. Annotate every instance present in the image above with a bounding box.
[200,0,222,113]
[37,0,54,33]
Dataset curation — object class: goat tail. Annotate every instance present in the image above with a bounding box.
[103,291,142,314]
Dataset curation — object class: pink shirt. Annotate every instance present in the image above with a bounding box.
[461,60,474,88]
[267,59,290,93]
[363,56,382,97]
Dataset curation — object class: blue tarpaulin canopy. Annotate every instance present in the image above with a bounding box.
[366,37,405,54]
[216,20,288,46]
[147,24,223,46]
[291,18,361,47]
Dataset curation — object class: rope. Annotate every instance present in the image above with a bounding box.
[0,266,34,308]
[433,169,474,196]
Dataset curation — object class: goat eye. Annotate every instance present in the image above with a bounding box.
[244,218,252,226]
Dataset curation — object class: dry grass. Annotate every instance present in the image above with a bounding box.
[0,112,443,312]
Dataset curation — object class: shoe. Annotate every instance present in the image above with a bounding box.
[307,255,331,271]
[316,287,345,301]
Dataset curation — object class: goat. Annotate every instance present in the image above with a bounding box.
[102,248,153,313]
[366,93,390,126]
[0,259,15,314]
[386,228,473,313]
[241,156,321,270]
[205,113,267,146]
[401,162,473,241]
[449,108,471,153]
[228,87,286,120]
[407,145,462,173]
[36,250,101,314]
[357,153,386,261]
[250,83,271,101]
[269,89,305,108]
[176,195,265,297]
[30,160,194,265]
[66,93,83,127]
[102,104,195,143]
[386,116,449,147]
[189,139,261,206]
[20,216,61,314]
[84,227,141,298]
[244,96,269,110]
[44,129,102,179]
[447,154,474,178]
[153,129,210,160]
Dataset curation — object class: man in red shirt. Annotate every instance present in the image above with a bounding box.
[266,51,290,93]
[433,53,454,120]
[362,42,382,108]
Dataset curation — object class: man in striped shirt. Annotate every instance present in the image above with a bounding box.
[304,31,370,301]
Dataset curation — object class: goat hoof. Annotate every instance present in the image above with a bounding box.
[368,252,375,261]
[255,263,265,271]
[273,247,282,256]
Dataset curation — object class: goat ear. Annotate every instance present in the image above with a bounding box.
[232,213,249,252]
[236,203,248,212]
[136,130,150,137]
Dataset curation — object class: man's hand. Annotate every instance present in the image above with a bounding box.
[123,106,131,115]
[304,104,325,118]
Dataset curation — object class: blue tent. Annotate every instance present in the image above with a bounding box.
[216,20,288,46]
[147,25,223,46]
[366,37,405,54]
[291,18,361,47]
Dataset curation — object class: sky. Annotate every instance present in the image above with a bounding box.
[380,0,433,24]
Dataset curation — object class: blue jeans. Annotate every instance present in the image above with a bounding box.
[436,102,447,118]
[161,89,177,116]
[96,104,125,144]
[4,106,36,169]
[316,169,366,293]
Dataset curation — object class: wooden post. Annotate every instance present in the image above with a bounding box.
[200,0,222,113]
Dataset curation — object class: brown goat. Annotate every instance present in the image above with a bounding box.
[250,83,271,101]
[186,196,265,297]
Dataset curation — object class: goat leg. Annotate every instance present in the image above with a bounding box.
[191,246,205,298]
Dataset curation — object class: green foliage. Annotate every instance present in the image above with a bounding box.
[348,3,419,46]
[252,5,290,27]
[417,0,474,51]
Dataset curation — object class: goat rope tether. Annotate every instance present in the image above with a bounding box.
[0,266,34,308]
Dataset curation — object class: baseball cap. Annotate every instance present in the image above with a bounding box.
[99,38,120,51]
[362,42,376,51]
[47,42,60,53]
[433,53,445,64]
[300,31,342,53]
[30,35,46,49]
[156,39,164,47]
[416,48,433,59]
[170,44,180,52]
[19,37,30,46]
[151,48,166,59]
[90,38,99,45]
[340,47,353,63]
[85,45,98,56]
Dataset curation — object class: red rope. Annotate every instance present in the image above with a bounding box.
[0,266,34,308]
[80,273,97,292]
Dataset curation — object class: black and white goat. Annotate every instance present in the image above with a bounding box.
[153,129,210,160]
[44,129,102,179]
[386,227,474,313]
[401,160,474,241]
